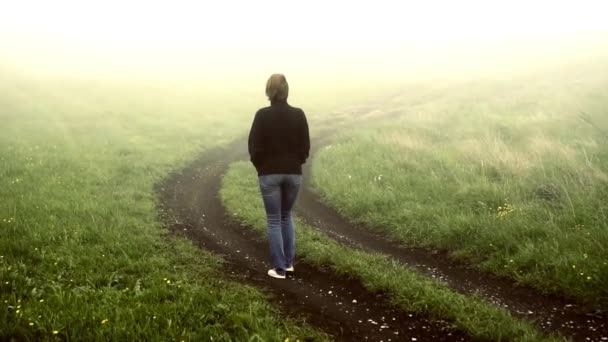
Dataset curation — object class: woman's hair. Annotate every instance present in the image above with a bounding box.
[266,73,289,102]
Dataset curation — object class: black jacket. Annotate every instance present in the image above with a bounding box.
[248,100,310,175]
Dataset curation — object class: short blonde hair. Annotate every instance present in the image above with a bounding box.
[266,73,289,102]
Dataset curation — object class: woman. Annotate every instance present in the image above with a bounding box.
[248,74,310,279]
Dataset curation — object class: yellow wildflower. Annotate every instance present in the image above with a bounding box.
[101,319,109,324]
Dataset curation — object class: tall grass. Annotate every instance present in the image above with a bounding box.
[311,67,608,307]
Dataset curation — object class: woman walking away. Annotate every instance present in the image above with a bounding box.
[248,73,310,279]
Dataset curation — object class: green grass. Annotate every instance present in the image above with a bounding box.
[220,161,561,342]
[310,66,608,308]
[0,77,328,341]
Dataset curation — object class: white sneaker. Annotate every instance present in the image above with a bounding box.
[286,266,294,272]
[267,269,286,279]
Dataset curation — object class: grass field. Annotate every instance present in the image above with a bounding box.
[311,61,608,308]
[0,75,330,341]
[3,53,607,340]
[220,161,559,341]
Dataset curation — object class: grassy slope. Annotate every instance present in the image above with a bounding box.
[0,76,327,341]
[221,162,559,342]
[311,63,608,307]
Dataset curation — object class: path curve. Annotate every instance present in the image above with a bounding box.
[157,138,471,341]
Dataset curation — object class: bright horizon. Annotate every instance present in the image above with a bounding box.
[1,0,608,79]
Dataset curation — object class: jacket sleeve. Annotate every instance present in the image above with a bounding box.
[248,111,263,167]
[300,110,310,164]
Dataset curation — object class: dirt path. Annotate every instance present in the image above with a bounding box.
[158,103,606,341]
[157,139,471,341]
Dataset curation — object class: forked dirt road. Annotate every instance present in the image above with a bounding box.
[158,138,470,341]
[158,104,606,341]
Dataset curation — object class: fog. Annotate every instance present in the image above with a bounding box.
[1,0,608,85]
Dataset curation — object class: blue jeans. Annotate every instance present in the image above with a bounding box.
[258,174,302,274]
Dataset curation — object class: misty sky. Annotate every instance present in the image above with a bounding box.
[1,0,607,78]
